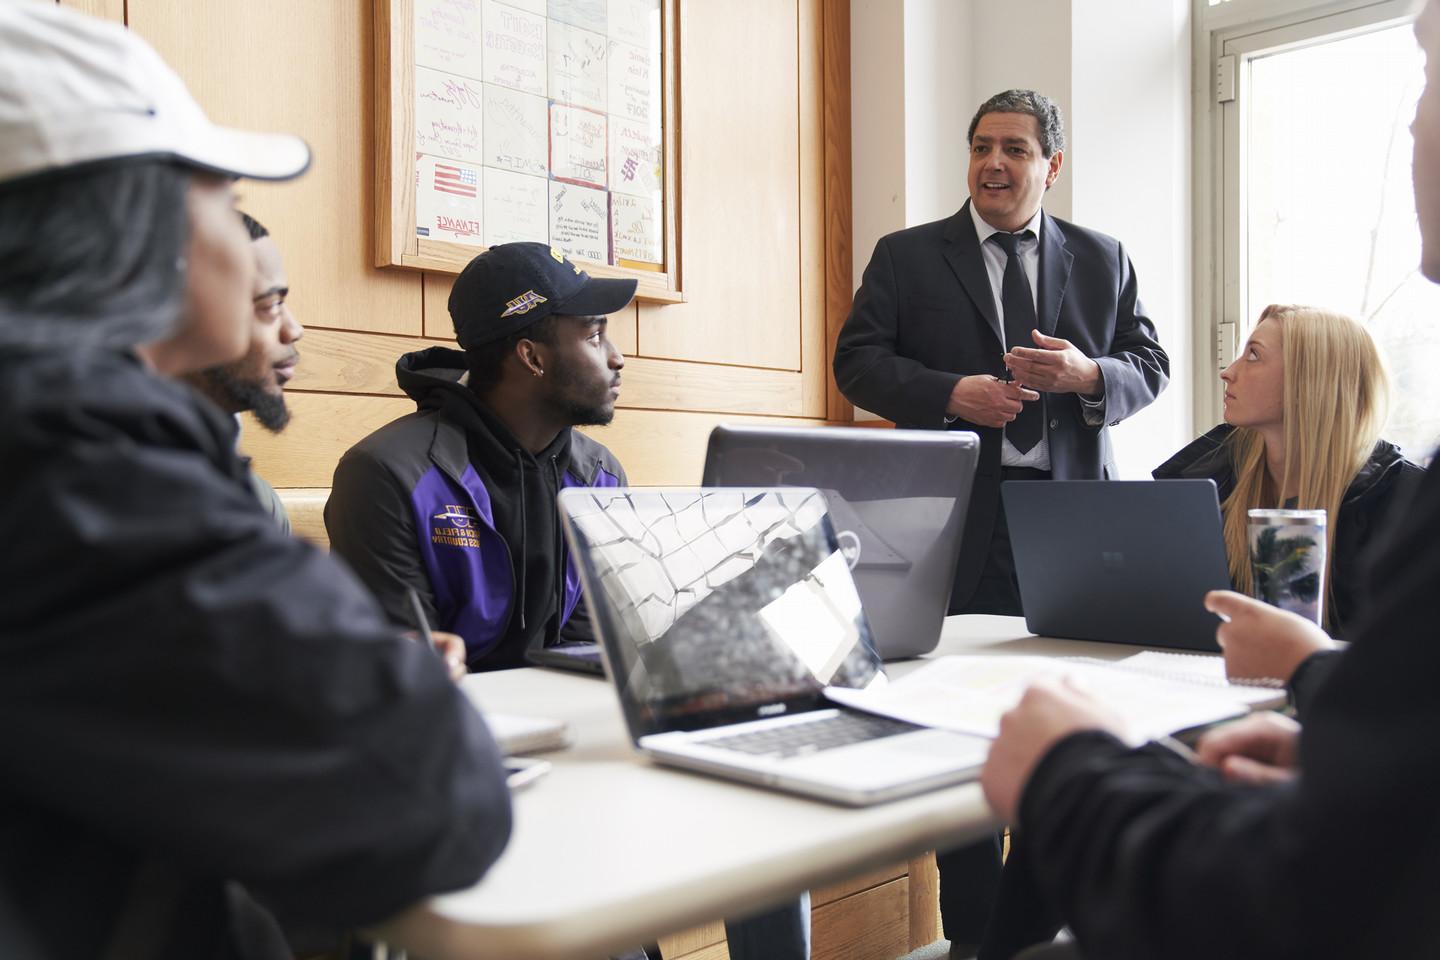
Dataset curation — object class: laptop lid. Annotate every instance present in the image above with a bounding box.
[1002,479,1231,651]
[701,425,979,659]
[557,487,887,743]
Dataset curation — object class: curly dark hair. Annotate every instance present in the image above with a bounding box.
[967,89,1066,158]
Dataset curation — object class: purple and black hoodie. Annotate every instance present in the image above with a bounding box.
[326,346,625,671]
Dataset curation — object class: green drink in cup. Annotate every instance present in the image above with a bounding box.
[1248,508,1327,625]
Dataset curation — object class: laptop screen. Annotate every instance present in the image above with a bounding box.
[558,488,886,738]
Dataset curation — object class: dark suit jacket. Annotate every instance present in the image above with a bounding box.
[833,202,1170,609]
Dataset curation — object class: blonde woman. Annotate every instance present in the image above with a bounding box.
[1154,304,1421,682]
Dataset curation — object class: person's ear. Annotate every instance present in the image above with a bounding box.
[1045,150,1063,189]
[516,338,545,378]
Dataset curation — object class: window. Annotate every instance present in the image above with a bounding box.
[1200,0,1440,462]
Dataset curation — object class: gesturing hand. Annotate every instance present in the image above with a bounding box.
[1205,590,1334,686]
[946,375,1040,428]
[1004,330,1103,396]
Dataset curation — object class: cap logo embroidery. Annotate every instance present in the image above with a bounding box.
[549,247,565,263]
[500,290,548,317]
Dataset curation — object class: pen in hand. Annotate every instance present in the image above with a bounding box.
[406,587,466,681]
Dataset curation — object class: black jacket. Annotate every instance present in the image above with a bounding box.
[1018,457,1440,959]
[1153,423,1423,639]
[0,348,512,960]
[834,204,1169,609]
[326,347,626,671]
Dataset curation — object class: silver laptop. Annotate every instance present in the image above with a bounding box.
[556,487,989,806]
[702,425,979,659]
[1003,480,1232,651]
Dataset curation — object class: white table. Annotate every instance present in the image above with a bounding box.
[376,615,1153,959]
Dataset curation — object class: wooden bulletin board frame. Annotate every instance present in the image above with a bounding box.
[373,0,684,303]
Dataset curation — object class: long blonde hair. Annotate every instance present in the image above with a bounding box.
[1222,305,1390,624]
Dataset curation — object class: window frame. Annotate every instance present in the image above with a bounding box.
[1191,0,1415,427]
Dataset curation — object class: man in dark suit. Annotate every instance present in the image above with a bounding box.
[833,89,1169,957]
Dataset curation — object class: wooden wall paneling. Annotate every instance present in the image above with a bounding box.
[797,0,828,419]
[372,0,417,270]
[907,853,942,950]
[422,272,457,341]
[822,0,854,423]
[609,302,640,358]
[658,920,727,959]
[293,329,451,396]
[636,0,802,371]
[56,0,124,21]
[240,393,412,488]
[812,863,907,908]
[577,409,821,486]
[128,0,423,337]
[810,876,910,960]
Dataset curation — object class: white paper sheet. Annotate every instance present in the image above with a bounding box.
[548,21,607,111]
[482,83,548,176]
[550,102,607,188]
[483,168,549,247]
[608,116,660,198]
[483,0,547,96]
[548,0,605,34]
[607,0,658,47]
[416,154,485,245]
[549,179,609,264]
[825,655,1249,744]
[492,0,544,14]
[415,0,485,79]
[415,67,485,164]
[607,39,652,125]
[610,192,661,263]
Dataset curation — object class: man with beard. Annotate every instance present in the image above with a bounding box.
[183,212,302,531]
[326,242,812,960]
[327,242,630,671]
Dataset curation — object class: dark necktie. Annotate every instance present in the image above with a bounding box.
[988,230,1042,453]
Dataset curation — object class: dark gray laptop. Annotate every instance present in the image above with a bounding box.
[557,487,989,805]
[1002,480,1232,651]
[702,425,979,660]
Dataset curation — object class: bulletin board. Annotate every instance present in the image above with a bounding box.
[374,0,682,302]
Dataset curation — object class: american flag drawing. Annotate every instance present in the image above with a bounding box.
[434,163,478,198]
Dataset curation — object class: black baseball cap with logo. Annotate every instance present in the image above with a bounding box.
[447,242,638,350]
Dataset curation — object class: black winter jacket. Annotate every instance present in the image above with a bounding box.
[1019,455,1440,959]
[0,348,511,960]
[1153,423,1423,639]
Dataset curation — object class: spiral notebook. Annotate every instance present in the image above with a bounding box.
[1065,651,1287,709]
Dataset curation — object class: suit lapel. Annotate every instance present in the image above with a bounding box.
[942,201,1003,346]
[1037,212,1073,338]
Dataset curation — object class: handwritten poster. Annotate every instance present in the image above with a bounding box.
[416,67,485,165]
[484,168,549,247]
[405,0,666,271]
[608,117,660,198]
[549,180,609,264]
[415,0,484,79]
[483,0,547,96]
[549,103,607,188]
[417,154,485,245]
[607,40,651,125]
[548,0,605,34]
[548,22,607,111]
[482,84,547,176]
[611,193,660,264]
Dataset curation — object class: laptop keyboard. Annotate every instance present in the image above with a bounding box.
[700,711,922,759]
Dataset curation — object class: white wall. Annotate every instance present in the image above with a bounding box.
[1071,1,1193,478]
[849,0,1194,469]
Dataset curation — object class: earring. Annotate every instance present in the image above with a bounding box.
[175,256,188,272]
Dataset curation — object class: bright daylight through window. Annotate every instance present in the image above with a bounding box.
[1246,21,1440,461]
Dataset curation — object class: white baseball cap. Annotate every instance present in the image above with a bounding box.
[0,3,310,188]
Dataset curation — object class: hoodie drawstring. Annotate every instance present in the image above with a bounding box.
[514,450,527,630]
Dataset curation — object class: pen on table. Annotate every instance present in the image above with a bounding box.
[1154,735,1199,764]
[405,586,434,648]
